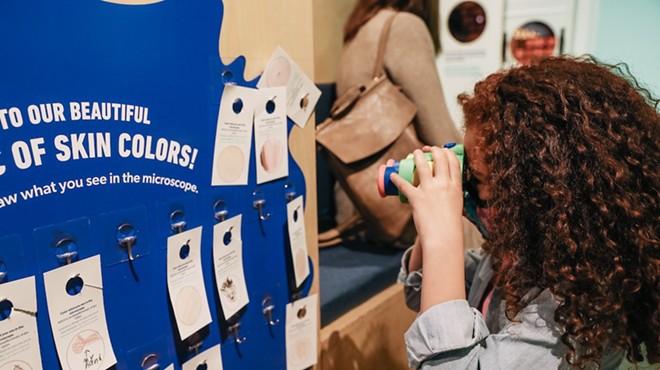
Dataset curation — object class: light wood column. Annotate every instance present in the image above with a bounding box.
[312,0,357,84]
[219,0,320,357]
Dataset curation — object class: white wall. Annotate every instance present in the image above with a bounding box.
[591,0,660,95]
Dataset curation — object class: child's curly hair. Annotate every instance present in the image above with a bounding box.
[459,56,659,368]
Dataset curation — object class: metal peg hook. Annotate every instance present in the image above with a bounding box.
[186,331,204,356]
[187,340,203,355]
[253,199,270,221]
[59,252,77,265]
[221,70,234,85]
[140,353,160,370]
[117,223,137,261]
[229,322,247,344]
[0,260,7,283]
[55,238,78,265]
[170,210,187,233]
[214,209,228,222]
[262,304,280,326]
[213,200,228,222]
[284,181,296,201]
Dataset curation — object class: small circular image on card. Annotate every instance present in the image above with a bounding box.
[220,274,240,307]
[175,286,203,325]
[66,329,105,370]
[295,249,307,280]
[264,56,291,87]
[217,145,245,183]
[260,138,284,173]
[0,360,33,370]
[288,338,311,366]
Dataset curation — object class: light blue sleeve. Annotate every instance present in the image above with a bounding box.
[399,248,625,369]
[404,291,571,370]
[398,247,484,312]
[397,246,424,311]
[405,300,488,369]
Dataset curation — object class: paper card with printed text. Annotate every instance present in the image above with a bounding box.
[0,276,42,369]
[287,195,309,287]
[167,226,212,340]
[182,344,223,370]
[212,85,256,186]
[213,215,250,319]
[285,294,318,370]
[43,255,117,370]
[257,46,321,128]
[254,87,289,184]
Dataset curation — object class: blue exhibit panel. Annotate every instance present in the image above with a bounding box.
[0,1,312,369]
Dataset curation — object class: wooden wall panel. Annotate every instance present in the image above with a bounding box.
[312,0,357,83]
[219,0,320,359]
[320,285,416,370]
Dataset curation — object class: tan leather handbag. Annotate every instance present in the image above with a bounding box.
[316,13,422,247]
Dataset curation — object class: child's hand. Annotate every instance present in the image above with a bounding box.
[391,146,466,310]
[390,147,464,253]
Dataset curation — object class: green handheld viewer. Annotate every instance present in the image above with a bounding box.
[377,143,464,203]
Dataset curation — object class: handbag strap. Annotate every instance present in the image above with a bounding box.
[372,12,399,79]
[317,212,366,248]
[320,12,399,126]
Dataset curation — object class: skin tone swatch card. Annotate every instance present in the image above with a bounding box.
[43,255,117,370]
[254,87,289,184]
[182,344,222,370]
[287,195,309,287]
[257,46,321,128]
[285,294,318,370]
[213,215,250,319]
[0,276,42,369]
[212,85,256,186]
[167,226,212,340]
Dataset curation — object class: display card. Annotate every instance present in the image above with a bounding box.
[254,86,288,184]
[287,195,309,287]
[0,276,42,369]
[43,255,117,370]
[212,85,256,186]
[257,46,321,128]
[182,344,223,370]
[285,294,318,370]
[167,226,212,340]
[213,215,250,319]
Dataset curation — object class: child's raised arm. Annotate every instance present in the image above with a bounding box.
[390,146,466,312]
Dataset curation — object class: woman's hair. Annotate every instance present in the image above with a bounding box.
[343,0,440,53]
[459,56,659,368]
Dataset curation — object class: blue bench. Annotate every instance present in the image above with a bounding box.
[319,241,405,326]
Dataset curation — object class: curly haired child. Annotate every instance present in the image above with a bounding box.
[393,56,659,369]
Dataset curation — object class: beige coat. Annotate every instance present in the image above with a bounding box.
[334,9,487,248]
[336,8,461,147]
